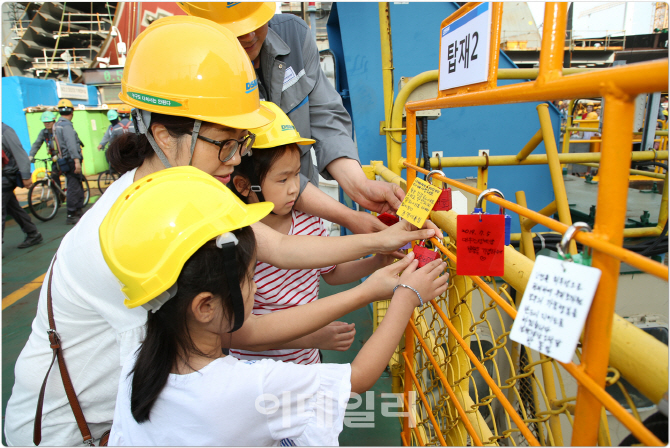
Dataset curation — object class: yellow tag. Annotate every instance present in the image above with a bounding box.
[397,178,442,228]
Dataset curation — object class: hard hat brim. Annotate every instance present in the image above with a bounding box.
[213,104,276,131]
[254,136,316,149]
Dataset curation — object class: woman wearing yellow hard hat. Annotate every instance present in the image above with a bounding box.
[178,2,406,235]
[5,15,438,447]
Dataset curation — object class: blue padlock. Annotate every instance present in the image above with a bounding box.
[475,188,512,245]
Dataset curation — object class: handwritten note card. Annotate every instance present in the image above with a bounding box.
[509,255,602,364]
[456,214,505,276]
[397,178,442,228]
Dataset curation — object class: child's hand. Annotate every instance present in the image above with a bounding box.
[363,252,416,301]
[395,258,449,307]
[310,322,356,351]
[376,219,444,254]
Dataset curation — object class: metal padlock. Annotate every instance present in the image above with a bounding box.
[475,188,512,245]
[426,170,452,211]
[557,222,593,266]
[413,240,440,268]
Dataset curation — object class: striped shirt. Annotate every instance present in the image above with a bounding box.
[230,210,336,365]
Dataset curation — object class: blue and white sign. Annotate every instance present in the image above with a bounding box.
[439,3,492,91]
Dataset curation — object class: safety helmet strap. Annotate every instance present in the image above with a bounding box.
[188,120,202,166]
[133,109,173,169]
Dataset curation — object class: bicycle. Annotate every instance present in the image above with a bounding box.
[28,158,90,221]
[97,168,118,194]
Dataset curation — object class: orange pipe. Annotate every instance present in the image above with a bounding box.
[402,352,448,446]
[406,109,417,189]
[406,60,668,112]
[402,392,425,446]
[537,3,567,83]
[409,320,485,446]
[571,93,635,445]
[427,301,541,446]
[562,363,663,446]
[405,161,669,281]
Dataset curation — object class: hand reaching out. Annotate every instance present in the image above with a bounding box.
[395,257,449,307]
[310,321,356,351]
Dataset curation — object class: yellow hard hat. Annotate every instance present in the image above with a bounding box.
[177,2,275,36]
[117,104,132,114]
[119,15,274,130]
[251,101,316,148]
[586,102,595,106]
[99,166,273,310]
[57,99,74,113]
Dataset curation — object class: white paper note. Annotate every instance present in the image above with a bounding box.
[510,255,602,363]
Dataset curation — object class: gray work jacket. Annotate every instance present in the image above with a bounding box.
[258,14,359,192]
[99,124,114,149]
[2,123,31,179]
[53,117,83,160]
[30,128,57,157]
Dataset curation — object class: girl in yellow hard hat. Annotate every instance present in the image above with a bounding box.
[5,15,439,447]
[99,167,448,445]
[229,102,395,365]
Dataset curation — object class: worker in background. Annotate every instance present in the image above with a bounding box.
[53,99,85,225]
[2,123,43,248]
[29,111,63,192]
[97,109,120,151]
[178,2,405,235]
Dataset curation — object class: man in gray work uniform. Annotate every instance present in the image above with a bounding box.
[179,3,405,234]
[53,99,85,225]
[2,123,43,248]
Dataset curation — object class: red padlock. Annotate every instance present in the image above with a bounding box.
[377,212,400,227]
[427,170,452,211]
[413,241,440,268]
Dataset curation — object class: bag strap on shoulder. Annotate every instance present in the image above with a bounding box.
[34,254,99,446]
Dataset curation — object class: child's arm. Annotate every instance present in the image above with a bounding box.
[225,254,418,351]
[271,321,356,352]
[296,182,389,235]
[350,258,449,394]
[321,254,395,286]
[251,219,441,270]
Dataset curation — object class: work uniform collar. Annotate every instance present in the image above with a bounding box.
[261,27,291,60]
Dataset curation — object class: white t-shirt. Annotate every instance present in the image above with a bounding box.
[4,169,147,447]
[109,351,352,446]
[230,210,335,365]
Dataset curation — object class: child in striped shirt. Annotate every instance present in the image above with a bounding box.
[229,102,393,364]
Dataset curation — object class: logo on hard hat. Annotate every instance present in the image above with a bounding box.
[245,79,258,94]
[226,2,240,8]
[281,125,295,131]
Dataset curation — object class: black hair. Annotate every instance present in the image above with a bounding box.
[230,143,301,202]
[107,113,196,174]
[129,226,256,423]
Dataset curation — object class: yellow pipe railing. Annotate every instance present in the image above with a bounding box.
[413,150,668,169]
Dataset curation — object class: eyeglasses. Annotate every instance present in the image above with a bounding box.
[197,133,255,163]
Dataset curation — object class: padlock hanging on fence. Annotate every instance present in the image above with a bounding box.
[377,212,400,227]
[426,170,452,212]
[556,222,593,266]
[412,240,440,268]
[474,188,512,246]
